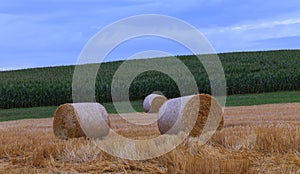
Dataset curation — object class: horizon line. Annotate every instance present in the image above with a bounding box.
[1,49,299,72]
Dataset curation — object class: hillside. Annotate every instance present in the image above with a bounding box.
[0,50,299,109]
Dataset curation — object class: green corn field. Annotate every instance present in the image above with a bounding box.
[0,50,299,109]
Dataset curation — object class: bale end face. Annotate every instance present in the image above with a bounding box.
[188,94,224,137]
[53,104,86,140]
[143,94,167,113]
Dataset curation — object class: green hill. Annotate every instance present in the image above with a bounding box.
[0,50,299,109]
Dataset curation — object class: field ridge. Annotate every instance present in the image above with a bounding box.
[0,49,299,109]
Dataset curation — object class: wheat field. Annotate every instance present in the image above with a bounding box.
[0,103,300,173]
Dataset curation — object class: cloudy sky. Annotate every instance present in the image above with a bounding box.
[1,0,300,70]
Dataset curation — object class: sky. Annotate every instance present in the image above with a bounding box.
[0,0,300,70]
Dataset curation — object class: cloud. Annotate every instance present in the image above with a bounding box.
[229,18,300,31]
[201,16,300,52]
[1,0,300,69]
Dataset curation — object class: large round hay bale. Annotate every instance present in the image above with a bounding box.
[143,94,167,113]
[53,103,110,140]
[157,94,224,137]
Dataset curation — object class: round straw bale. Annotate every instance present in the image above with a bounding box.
[157,94,224,137]
[143,94,167,113]
[53,103,110,140]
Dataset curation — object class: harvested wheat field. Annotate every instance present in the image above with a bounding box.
[1,103,300,173]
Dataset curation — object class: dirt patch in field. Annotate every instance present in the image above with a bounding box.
[224,103,300,127]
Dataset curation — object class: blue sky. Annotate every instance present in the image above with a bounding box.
[0,0,300,70]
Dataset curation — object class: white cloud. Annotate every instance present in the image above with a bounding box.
[1,0,300,69]
[227,18,300,31]
[200,16,300,52]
